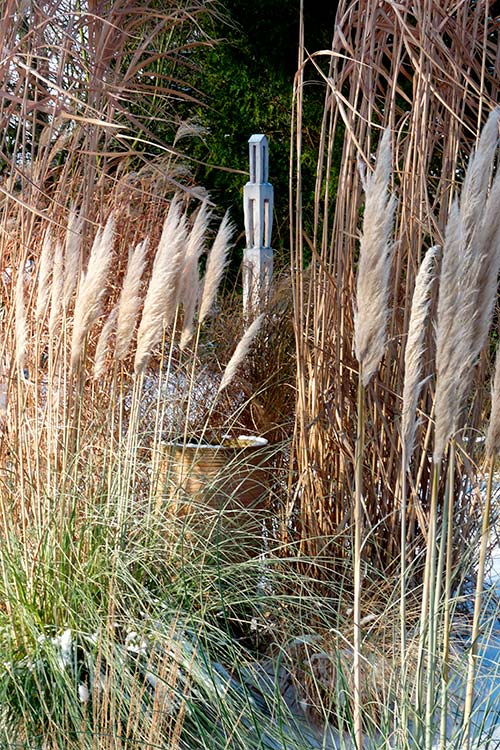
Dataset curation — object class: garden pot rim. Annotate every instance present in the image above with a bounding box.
[164,435,269,450]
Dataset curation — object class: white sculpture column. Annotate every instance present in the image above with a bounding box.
[243,134,273,317]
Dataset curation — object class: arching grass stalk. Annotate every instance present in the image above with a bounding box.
[182,313,265,453]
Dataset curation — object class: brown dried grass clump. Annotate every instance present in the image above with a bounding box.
[0,0,229,532]
[291,0,500,573]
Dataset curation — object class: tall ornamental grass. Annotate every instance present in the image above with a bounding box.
[290,0,500,574]
[0,194,293,748]
[1,2,500,750]
[290,2,500,749]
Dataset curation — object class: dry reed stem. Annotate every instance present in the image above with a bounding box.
[14,266,26,373]
[402,246,439,471]
[179,203,210,350]
[115,239,148,361]
[35,228,54,322]
[71,215,115,371]
[354,129,396,386]
[198,211,234,326]
[134,196,187,374]
[291,0,499,569]
[217,313,264,394]
[48,241,64,339]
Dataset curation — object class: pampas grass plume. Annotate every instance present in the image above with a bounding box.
[63,209,83,309]
[94,306,118,380]
[402,246,438,471]
[433,200,463,464]
[179,202,210,350]
[434,108,500,462]
[35,228,54,322]
[198,211,234,326]
[354,129,396,386]
[115,239,148,361]
[218,313,264,394]
[469,143,500,346]
[134,196,187,375]
[460,107,499,248]
[71,214,115,371]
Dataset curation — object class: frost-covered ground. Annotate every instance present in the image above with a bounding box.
[464,545,500,749]
[243,542,500,750]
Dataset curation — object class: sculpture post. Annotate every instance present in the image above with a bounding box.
[243,134,273,317]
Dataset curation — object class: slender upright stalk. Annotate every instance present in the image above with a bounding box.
[400,459,408,738]
[424,458,443,750]
[415,460,439,747]
[354,366,365,750]
[462,457,494,749]
[440,442,456,750]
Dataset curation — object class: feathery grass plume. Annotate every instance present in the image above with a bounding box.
[63,209,83,310]
[179,203,210,350]
[460,108,499,248]
[402,246,439,472]
[468,157,500,347]
[354,129,397,386]
[198,210,234,326]
[93,306,118,380]
[457,108,500,378]
[115,239,148,361]
[134,196,187,375]
[48,241,64,338]
[70,215,115,371]
[433,201,462,462]
[15,266,26,373]
[434,109,500,462]
[218,313,264,394]
[35,228,54,322]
